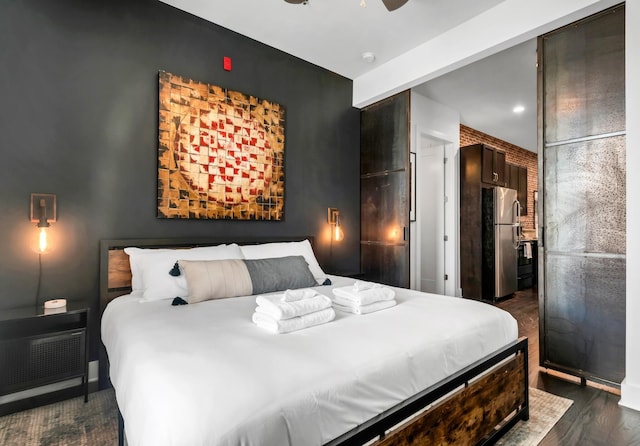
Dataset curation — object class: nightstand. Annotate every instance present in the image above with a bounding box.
[0,302,89,405]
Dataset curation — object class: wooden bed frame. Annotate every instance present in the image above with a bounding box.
[99,237,529,446]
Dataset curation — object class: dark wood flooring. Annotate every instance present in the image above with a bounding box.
[495,288,640,445]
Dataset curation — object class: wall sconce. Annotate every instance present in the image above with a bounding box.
[327,208,344,242]
[30,193,56,254]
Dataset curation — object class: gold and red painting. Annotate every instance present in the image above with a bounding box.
[157,71,285,220]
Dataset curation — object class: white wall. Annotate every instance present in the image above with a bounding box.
[354,0,640,410]
[409,92,460,296]
[621,0,640,412]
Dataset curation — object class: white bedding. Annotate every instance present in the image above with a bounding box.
[101,276,518,446]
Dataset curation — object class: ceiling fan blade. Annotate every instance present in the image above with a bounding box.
[284,0,306,3]
[381,0,408,11]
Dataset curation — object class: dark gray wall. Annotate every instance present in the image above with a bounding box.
[0,0,360,357]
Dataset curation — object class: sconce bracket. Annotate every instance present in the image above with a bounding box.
[328,207,339,224]
[30,193,57,223]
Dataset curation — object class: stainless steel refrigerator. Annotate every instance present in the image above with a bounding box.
[482,187,521,300]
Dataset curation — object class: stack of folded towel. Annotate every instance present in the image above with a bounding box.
[331,280,397,314]
[252,288,335,334]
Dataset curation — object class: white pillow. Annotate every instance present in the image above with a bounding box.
[239,239,327,285]
[125,247,177,292]
[124,244,244,302]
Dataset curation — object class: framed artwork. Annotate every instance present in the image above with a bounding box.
[157,71,285,220]
[410,152,416,222]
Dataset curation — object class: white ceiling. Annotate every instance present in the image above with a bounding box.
[414,39,538,152]
[160,0,538,152]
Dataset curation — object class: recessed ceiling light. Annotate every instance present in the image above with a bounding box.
[362,52,376,63]
[513,105,525,113]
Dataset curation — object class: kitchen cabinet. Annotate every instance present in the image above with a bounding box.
[517,240,537,289]
[461,144,526,299]
[481,145,506,186]
[459,144,487,299]
[506,163,528,216]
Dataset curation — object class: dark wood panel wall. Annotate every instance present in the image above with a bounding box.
[0,0,360,358]
[360,92,410,287]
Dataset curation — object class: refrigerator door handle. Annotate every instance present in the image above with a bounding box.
[512,200,522,249]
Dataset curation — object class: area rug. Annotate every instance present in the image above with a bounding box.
[497,387,574,446]
[0,389,117,446]
[0,387,571,445]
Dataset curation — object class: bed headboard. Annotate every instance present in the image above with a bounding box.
[99,236,315,312]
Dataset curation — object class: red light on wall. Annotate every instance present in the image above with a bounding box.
[223,57,232,71]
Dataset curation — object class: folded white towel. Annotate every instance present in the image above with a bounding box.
[352,280,381,292]
[523,242,533,259]
[252,307,336,334]
[281,288,319,302]
[332,286,395,306]
[256,293,332,320]
[333,299,397,315]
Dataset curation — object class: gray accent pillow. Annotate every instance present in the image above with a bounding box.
[244,256,318,294]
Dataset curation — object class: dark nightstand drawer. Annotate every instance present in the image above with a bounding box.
[0,329,86,395]
[0,303,89,406]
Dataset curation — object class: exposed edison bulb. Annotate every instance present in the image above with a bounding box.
[388,226,401,241]
[328,208,344,242]
[360,0,366,7]
[38,226,49,254]
[334,219,344,242]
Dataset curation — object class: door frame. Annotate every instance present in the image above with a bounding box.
[411,127,457,296]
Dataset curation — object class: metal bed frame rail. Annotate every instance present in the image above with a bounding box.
[327,337,529,446]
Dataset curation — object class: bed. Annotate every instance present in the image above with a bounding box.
[99,236,528,446]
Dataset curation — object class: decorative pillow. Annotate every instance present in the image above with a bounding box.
[244,256,318,294]
[239,240,327,285]
[179,256,318,304]
[124,244,244,302]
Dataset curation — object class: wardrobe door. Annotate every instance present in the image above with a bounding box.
[539,5,626,385]
[360,91,410,287]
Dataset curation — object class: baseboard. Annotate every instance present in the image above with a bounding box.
[620,379,640,412]
[89,360,99,383]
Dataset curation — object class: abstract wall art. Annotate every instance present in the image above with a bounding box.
[157,71,285,220]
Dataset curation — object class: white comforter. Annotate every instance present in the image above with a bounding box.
[101,276,518,446]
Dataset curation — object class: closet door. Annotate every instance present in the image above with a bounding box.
[539,5,626,385]
[360,91,410,287]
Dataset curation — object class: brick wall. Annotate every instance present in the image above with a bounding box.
[460,124,538,229]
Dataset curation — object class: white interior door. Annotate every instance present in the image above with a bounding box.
[418,133,446,294]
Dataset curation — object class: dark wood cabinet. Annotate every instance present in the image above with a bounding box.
[517,240,537,289]
[481,145,507,186]
[460,144,527,299]
[459,144,487,299]
[506,163,517,190]
[518,166,528,215]
[506,163,528,216]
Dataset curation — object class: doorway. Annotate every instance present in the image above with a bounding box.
[414,132,449,295]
